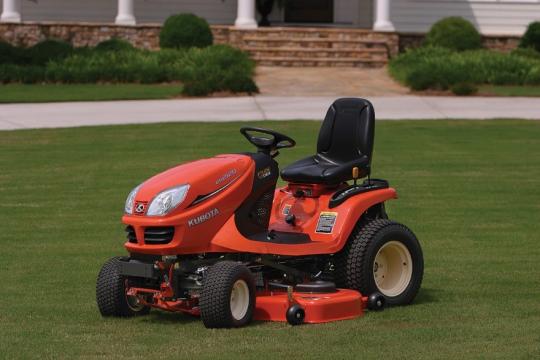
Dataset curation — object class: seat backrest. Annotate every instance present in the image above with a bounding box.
[316,98,375,165]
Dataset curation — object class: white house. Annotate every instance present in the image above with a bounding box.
[1,0,539,35]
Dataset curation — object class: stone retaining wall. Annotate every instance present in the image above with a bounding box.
[0,22,521,55]
[0,22,163,49]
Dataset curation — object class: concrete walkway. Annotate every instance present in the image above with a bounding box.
[1,95,540,130]
[256,67,409,96]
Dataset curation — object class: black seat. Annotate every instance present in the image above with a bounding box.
[281,98,375,185]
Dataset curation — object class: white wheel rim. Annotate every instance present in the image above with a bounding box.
[373,241,413,297]
[230,279,250,321]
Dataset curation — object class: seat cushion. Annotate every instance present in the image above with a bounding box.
[281,154,369,185]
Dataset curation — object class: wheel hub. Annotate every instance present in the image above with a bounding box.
[230,279,250,321]
[373,241,413,297]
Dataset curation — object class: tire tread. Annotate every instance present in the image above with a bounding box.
[336,219,423,305]
[199,261,255,328]
[96,256,149,317]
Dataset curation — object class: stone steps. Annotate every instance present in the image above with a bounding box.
[243,39,389,67]
[253,56,387,68]
[243,46,388,60]
[236,27,388,40]
[242,36,389,50]
[213,26,397,67]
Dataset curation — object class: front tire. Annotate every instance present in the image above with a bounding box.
[337,219,423,306]
[96,257,150,317]
[200,261,256,328]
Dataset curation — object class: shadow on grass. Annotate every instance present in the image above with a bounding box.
[142,313,285,329]
[142,310,200,324]
[413,287,442,305]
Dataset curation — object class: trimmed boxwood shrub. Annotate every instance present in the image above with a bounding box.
[180,45,257,96]
[519,21,540,52]
[425,17,482,51]
[26,39,73,65]
[95,38,135,52]
[159,13,213,49]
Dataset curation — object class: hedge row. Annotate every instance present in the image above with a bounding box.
[0,39,76,66]
[0,42,257,96]
[0,13,256,96]
[389,18,540,94]
[389,46,540,91]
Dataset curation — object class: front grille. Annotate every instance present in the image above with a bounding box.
[144,227,175,244]
[125,226,137,243]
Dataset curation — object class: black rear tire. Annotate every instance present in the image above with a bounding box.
[96,257,150,317]
[199,261,256,328]
[335,219,423,306]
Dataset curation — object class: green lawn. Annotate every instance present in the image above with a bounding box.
[479,85,540,97]
[1,120,539,359]
[0,84,182,103]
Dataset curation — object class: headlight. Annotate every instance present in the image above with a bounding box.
[124,184,142,214]
[147,184,190,216]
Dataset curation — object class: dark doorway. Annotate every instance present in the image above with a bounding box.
[284,0,334,23]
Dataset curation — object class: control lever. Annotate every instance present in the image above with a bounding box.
[285,214,296,226]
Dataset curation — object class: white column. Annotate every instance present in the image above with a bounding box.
[235,0,257,29]
[1,0,21,23]
[115,0,136,26]
[373,0,394,32]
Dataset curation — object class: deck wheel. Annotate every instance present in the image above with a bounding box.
[367,292,386,311]
[286,304,305,325]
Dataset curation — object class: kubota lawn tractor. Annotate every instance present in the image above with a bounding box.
[96,98,424,328]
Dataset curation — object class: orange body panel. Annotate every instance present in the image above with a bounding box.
[211,185,396,255]
[123,154,397,256]
[254,289,365,323]
[124,154,254,255]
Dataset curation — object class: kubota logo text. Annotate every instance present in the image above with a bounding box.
[216,169,237,185]
[188,208,220,227]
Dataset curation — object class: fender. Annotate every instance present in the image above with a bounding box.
[210,186,397,256]
[325,187,397,253]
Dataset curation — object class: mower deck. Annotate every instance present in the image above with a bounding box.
[254,289,366,324]
[127,282,366,324]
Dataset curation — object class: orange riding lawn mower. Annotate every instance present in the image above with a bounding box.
[96,98,424,328]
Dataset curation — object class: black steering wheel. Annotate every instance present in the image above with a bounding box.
[240,127,296,155]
